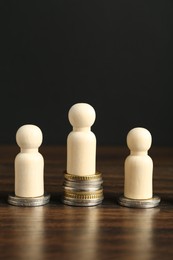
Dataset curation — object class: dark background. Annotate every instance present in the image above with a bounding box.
[1,0,173,146]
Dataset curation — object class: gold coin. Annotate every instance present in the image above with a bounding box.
[64,171,102,181]
[64,189,103,200]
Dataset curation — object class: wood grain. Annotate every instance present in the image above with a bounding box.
[0,145,173,260]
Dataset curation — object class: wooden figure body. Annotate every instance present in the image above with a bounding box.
[67,103,96,176]
[124,127,153,199]
[15,124,44,197]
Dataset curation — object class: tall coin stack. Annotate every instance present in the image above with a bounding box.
[62,172,104,206]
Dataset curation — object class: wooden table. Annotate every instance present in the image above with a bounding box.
[0,146,173,260]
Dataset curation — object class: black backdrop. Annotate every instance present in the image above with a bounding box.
[1,0,173,146]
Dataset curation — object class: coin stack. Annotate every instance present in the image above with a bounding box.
[62,172,104,206]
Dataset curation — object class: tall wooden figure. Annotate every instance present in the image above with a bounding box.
[62,103,104,206]
[67,103,96,176]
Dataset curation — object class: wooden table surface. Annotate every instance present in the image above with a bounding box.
[0,145,173,260]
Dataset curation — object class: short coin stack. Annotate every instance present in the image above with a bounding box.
[62,172,104,206]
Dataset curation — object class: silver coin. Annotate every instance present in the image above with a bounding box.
[64,179,103,187]
[62,197,103,207]
[63,184,102,192]
[118,195,161,208]
[63,177,103,192]
[8,193,50,207]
